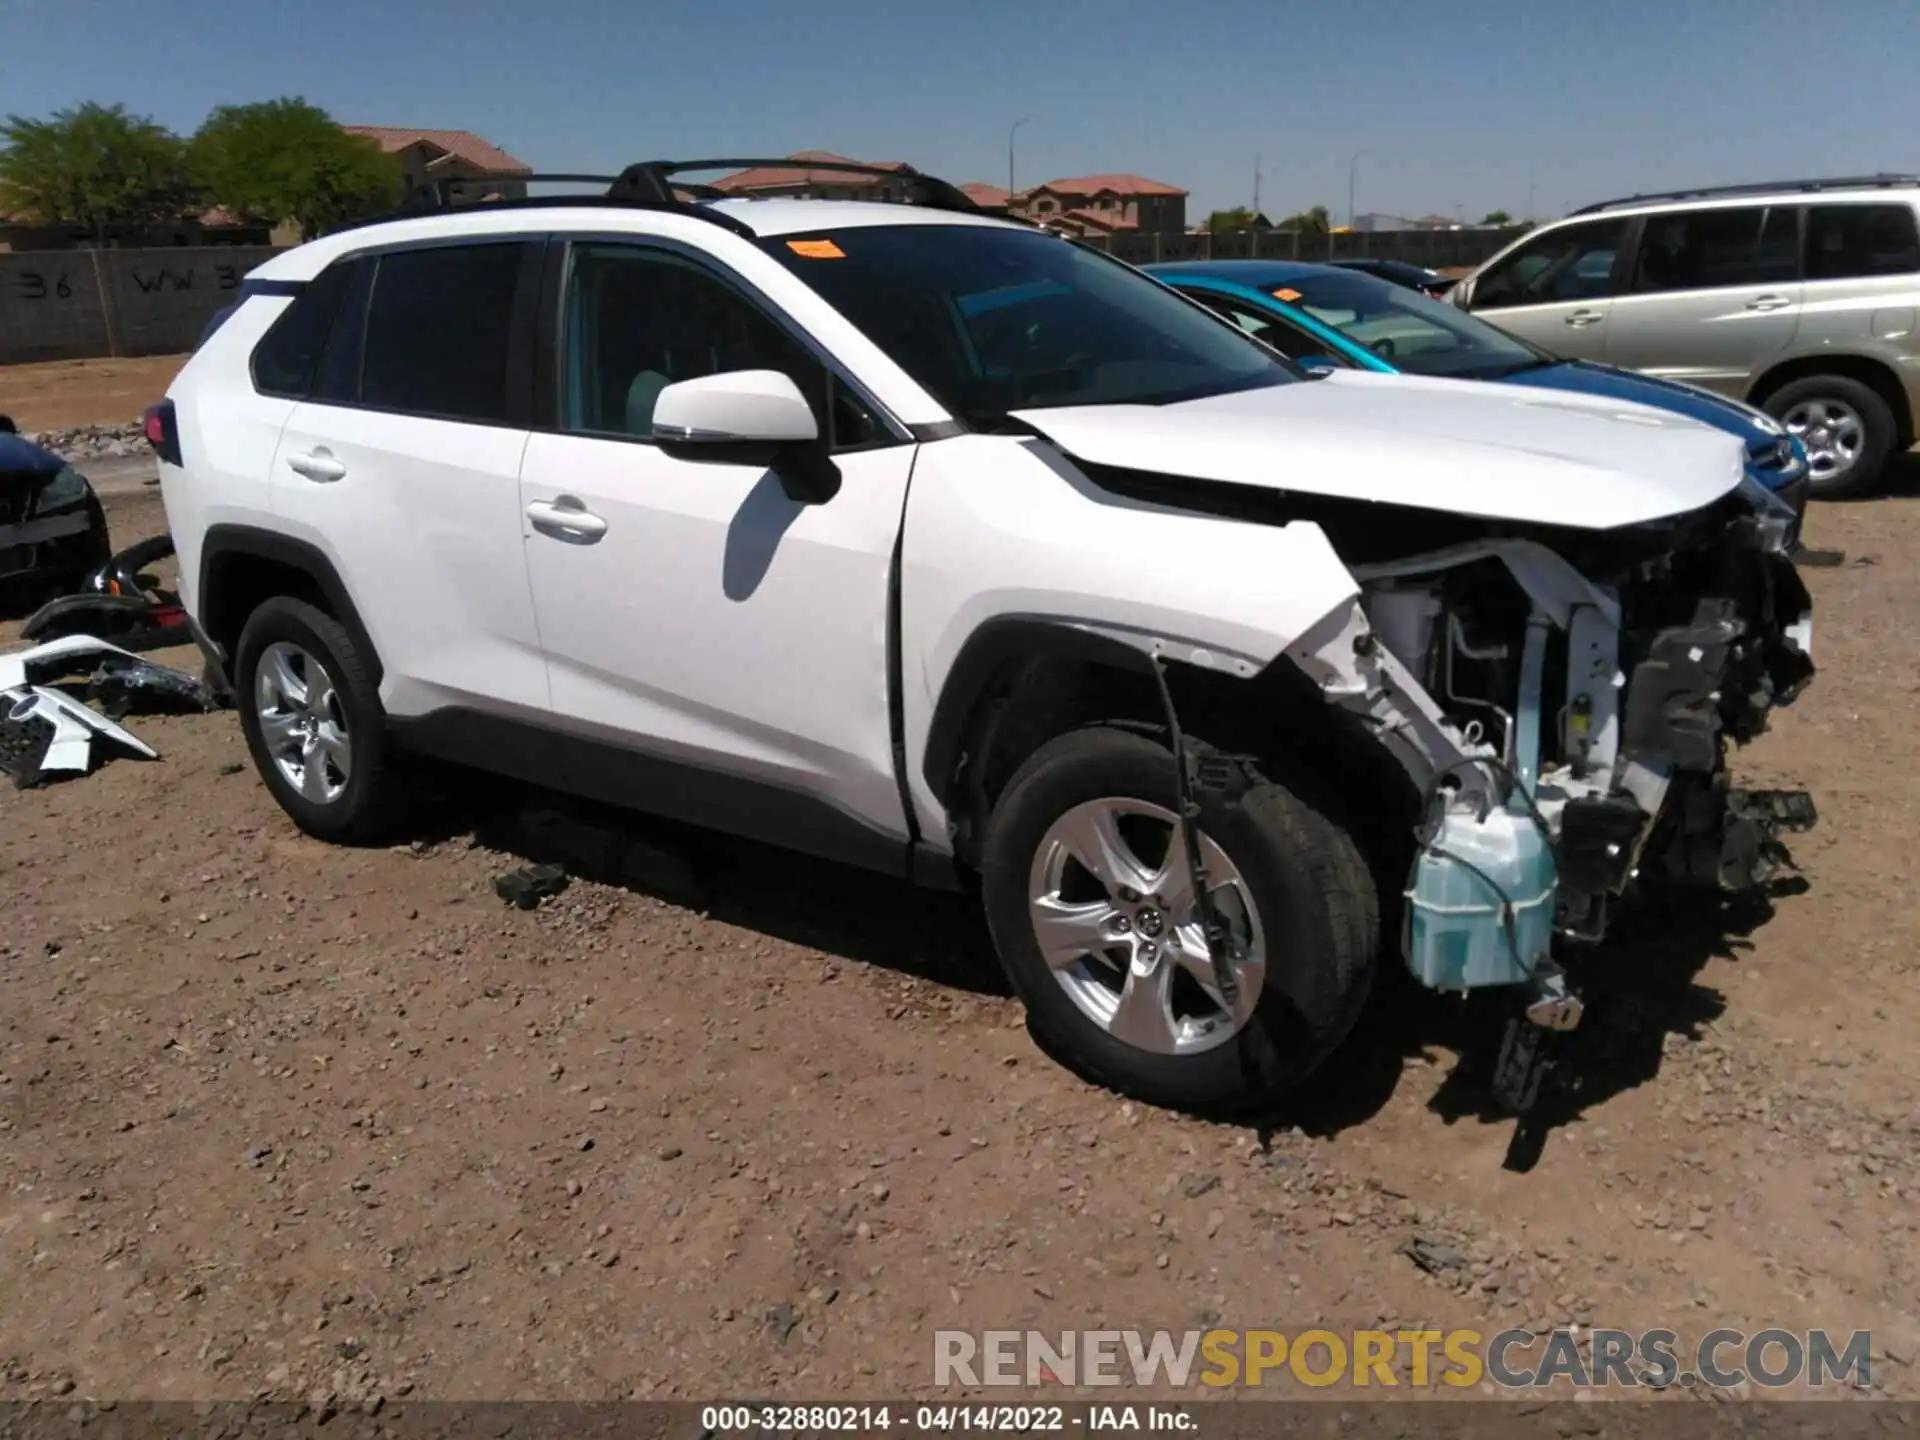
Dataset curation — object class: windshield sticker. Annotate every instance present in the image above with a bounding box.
[787,239,845,259]
[1272,287,1303,302]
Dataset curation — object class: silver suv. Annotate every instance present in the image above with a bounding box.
[1451,175,1920,497]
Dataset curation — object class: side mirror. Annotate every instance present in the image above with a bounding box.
[651,369,839,504]
[1294,355,1340,374]
[651,370,820,446]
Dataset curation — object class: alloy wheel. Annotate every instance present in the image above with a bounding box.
[254,641,352,804]
[1782,397,1866,483]
[1026,798,1265,1056]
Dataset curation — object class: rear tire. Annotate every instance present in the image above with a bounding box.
[979,726,1379,1115]
[1762,374,1896,499]
[234,596,399,844]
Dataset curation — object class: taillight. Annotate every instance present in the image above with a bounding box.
[143,401,182,466]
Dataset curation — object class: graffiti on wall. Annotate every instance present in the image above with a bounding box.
[0,246,280,363]
[9,260,247,302]
[12,270,74,301]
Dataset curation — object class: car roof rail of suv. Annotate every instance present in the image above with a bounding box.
[325,158,986,240]
[329,172,757,239]
[1569,173,1920,216]
[611,157,984,216]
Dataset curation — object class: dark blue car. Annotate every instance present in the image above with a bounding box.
[0,417,111,600]
[1145,260,1811,519]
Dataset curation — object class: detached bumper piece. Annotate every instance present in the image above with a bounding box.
[0,685,158,788]
[0,634,221,788]
[19,534,189,652]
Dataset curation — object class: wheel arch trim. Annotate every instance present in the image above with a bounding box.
[1750,352,1913,446]
[197,523,384,689]
[921,617,1184,810]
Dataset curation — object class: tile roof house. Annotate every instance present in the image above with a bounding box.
[700,154,1187,234]
[1008,173,1188,236]
[340,126,533,202]
[957,182,1011,213]
[709,151,920,201]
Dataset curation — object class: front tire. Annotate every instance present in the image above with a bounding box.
[979,727,1379,1115]
[1763,374,1896,499]
[234,596,398,843]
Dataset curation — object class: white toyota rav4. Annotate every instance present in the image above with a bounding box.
[152,162,1816,1116]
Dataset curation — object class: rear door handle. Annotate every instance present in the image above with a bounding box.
[526,497,607,544]
[1746,294,1793,312]
[1564,309,1604,328]
[287,448,346,483]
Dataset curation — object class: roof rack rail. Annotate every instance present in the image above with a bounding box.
[1570,173,1920,215]
[324,171,759,239]
[608,157,982,215]
[324,158,985,240]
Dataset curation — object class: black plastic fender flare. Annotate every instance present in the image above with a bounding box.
[919,617,1170,807]
[197,524,384,688]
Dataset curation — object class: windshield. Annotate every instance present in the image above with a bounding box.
[757,224,1296,425]
[1283,269,1550,379]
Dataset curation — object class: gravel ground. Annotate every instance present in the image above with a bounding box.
[0,477,1916,1406]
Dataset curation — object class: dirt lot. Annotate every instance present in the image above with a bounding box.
[0,467,1917,1406]
[0,356,188,431]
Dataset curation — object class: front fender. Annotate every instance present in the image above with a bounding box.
[901,434,1362,846]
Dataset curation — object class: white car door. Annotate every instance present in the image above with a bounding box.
[1461,216,1631,360]
[516,240,915,872]
[266,241,553,748]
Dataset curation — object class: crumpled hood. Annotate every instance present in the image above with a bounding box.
[1010,369,1749,530]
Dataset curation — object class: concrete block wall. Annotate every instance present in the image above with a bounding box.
[0,246,284,365]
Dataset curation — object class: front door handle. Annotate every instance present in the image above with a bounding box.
[526,497,607,544]
[287,448,346,483]
[1564,309,1604,328]
[1746,294,1793,312]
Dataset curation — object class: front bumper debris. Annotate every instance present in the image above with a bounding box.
[1659,778,1819,891]
[1395,503,1817,1013]
[1619,550,1814,770]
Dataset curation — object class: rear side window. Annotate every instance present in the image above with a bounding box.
[251,265,353,396]
[1805,203,1920,281]
[1629,206,1798,292]
[359,243,528,424]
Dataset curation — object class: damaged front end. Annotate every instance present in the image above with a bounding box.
[1285,485,1815,1024]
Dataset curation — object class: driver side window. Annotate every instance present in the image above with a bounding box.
[561,245,888,449]
[1472,219,1627,311]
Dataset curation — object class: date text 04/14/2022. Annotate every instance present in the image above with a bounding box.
[698,1403,1198,1432]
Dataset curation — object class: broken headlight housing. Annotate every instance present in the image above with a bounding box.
[35,464,94,513]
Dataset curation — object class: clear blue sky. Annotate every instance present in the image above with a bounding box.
[1,0,1912,222]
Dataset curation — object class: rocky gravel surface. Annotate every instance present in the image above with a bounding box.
[24,421,150,461]
[0,479,1916,1406]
